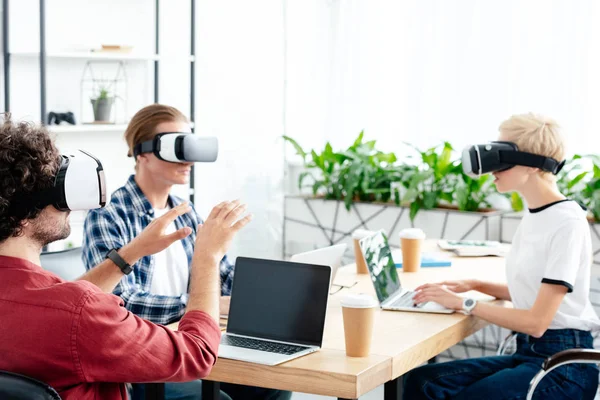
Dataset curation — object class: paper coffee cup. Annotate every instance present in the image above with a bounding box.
[341,294,378,357]
[352,229,374,274]
[399,228,426,273]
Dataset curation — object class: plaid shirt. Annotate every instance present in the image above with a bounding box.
[82,175,234,325]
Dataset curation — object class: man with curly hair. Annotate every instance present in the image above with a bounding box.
[0,115,252,400]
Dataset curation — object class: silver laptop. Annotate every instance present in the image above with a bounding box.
[219,257,331,366]
[290,243,347,281]
[359,231,454,314]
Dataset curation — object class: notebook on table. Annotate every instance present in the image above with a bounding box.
[391,249,452,268]
[438,240,509,257]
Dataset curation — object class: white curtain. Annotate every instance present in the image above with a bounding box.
[285,0,600,158]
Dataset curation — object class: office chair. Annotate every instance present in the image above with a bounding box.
[0,370,61,400]
[497,331,600,400]
[40,247,85,281]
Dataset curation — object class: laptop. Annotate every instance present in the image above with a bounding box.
[219,257,331,366]
[360,231,454,314]
[290,243,348,281]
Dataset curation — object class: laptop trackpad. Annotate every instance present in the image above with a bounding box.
[219,345,298,366]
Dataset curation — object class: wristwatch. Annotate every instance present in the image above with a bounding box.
[106,249,133,275]
[461,298,477,315]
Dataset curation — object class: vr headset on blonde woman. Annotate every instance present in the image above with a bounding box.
[462,141,566,178]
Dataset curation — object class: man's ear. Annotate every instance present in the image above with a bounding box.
[137,154,149,165]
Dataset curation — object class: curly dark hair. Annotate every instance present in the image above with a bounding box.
[0,114,60,242]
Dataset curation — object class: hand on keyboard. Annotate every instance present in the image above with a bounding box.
[391,291,425,308]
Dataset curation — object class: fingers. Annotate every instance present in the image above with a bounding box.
[413,287,444,304]
[415,283,441,291]
[206,199,249,225]
[160,203,192,224]
[231,213,253,231]
[206,201,228,221]
[165,226,193,243]
[217,200,241,220]
[223,203,248,225]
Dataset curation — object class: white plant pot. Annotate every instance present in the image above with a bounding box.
[284,196,506,261]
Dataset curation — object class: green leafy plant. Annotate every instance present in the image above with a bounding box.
[511,192,524,212]
[283,132,410,210]
[510,154,600,222]
[283,133,501,220]
[557,155,589,206]
[453,170,495,212]
[579,156,600,222]
[400,142,457,220]
[91,83,112,101]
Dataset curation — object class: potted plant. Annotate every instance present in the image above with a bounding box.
[90,85,115,123]
[283,132,411,209]
[282,132,507,260]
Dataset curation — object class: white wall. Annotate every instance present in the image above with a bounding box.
[285,0,600,160]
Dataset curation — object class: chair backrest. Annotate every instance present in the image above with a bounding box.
[0,371,61,400]
[40,247,85,281]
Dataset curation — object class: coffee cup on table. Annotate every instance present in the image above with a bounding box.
[399,228,426,273]
[352,229,374,274]
[341,294,378,357]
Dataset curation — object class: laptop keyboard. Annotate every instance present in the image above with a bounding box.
[221,335,309,355]
[389,291,423,308]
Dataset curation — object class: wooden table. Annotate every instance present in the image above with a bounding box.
[150,241,508,400]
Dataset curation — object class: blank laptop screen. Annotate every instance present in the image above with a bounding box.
[361,231,401,303]
[227,257,331,347]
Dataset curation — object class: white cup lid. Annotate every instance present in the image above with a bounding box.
[352,229,375,240]
[340,293,378,308]
[399,228,426,240]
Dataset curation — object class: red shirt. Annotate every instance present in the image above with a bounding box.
[0,255,221,400]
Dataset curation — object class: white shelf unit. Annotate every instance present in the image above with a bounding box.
[48,121,194,134]
[9,50,161,61]
[3,0,200,247]
[47,124,129,134]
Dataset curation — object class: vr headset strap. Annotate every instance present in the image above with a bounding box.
[499,151,565,174]
[133,139,158,157]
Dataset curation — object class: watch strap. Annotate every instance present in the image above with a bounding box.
[106,249,133,275]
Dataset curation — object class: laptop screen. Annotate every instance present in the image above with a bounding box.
[361,231,402,303]
[227,257,331,347]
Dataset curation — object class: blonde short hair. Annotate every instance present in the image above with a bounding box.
[498,113,566,180]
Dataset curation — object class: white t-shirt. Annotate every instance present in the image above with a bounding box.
[149,207,190,297]
[506,199,600,331]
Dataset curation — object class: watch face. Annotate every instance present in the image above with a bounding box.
[465,299,475,307]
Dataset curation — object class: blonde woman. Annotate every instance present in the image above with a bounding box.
[404,114,600,400]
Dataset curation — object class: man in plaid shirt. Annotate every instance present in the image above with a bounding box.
[82,104,290,400]
[82,175,235,325]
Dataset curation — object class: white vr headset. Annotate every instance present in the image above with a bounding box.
[133,132,219,163]
[35,150,107,211]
